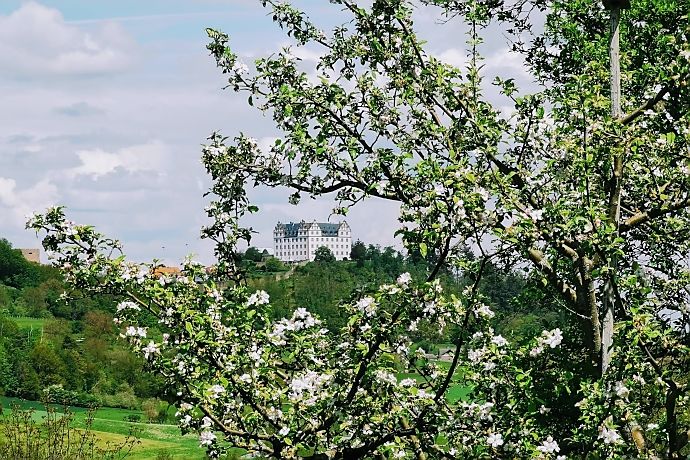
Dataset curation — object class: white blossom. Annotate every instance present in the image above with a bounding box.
[487,433,504,447]
[468,348,485,363]
[477,402,494,421]
[267,406,284,421]
[415,389,434,399]
[598,426,622,445]
[199,430,216,446]
[530,345,544,357]
[542,328,563,348]
[124,326,147,338]
[209,384,225,399]
[180,414,192,427]
[232,59,249,75]
[117,301,140,312]
[396,272,412,286]
[536,436,560,454]
[248,346,262,363]
[268,308,321,345]
[475,304,495,318]
[247,290,270,306]
[422,301,437,315]
[527,208,545,221]
[142,341,160,359]
[289,371,331,406]
[355,296,377,316]
[491,335,508,347]
[614,381,629,399]
[375,370,398,386]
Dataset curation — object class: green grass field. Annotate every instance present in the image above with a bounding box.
[0,397,208,459]
[396,372,472,404]
[0,351,470,459]
[397,358,474,403]
[9,316,46,329]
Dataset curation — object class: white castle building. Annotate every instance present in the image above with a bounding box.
[274,221,352,262]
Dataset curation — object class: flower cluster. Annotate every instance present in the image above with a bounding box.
[530,328,564,357]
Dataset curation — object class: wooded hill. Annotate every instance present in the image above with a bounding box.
[0,238,565,409]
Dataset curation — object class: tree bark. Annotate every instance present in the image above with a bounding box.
[601,5,622,376]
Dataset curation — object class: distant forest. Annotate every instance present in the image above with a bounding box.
[0,238,566,410]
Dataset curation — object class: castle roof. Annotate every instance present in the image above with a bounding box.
[281,222,302,237]
[276,221,346,237]
[317,223,340,236]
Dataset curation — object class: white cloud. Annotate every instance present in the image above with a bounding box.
[484,47,532,82]
[437,48,468,69]
[0,2,136,77]
[24,144,43,153]
[68,141,168,179]
[257,136,278,154]
[291,46,324,63]
[0,177,58,224]
[54,101,105,117]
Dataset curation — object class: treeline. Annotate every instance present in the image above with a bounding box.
[1,237,568,409]
[247,241,569,348]
[250,244,430,332]
[0,239,168,411]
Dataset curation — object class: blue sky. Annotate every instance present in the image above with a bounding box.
[0,1,527,264]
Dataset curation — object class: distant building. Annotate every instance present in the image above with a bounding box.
[19,248,40,264]
[274,221,352,262]
[152,266,182,277]
[258,247,274,256]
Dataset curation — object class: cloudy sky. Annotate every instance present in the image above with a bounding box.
[0,0,529,264]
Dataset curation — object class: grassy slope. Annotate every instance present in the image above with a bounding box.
[0,397,206,459]
[10,316,46,329]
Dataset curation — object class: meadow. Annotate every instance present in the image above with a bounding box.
[0,396,209,460]
[6,316,46,329]
[1,361,470,460]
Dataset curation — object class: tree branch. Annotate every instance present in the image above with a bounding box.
[619,197,690,233]
[526,248,578,306]
[620,84,671,125]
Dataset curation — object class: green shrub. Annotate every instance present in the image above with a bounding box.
[42,384,99,408]
[155,449,174,460]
